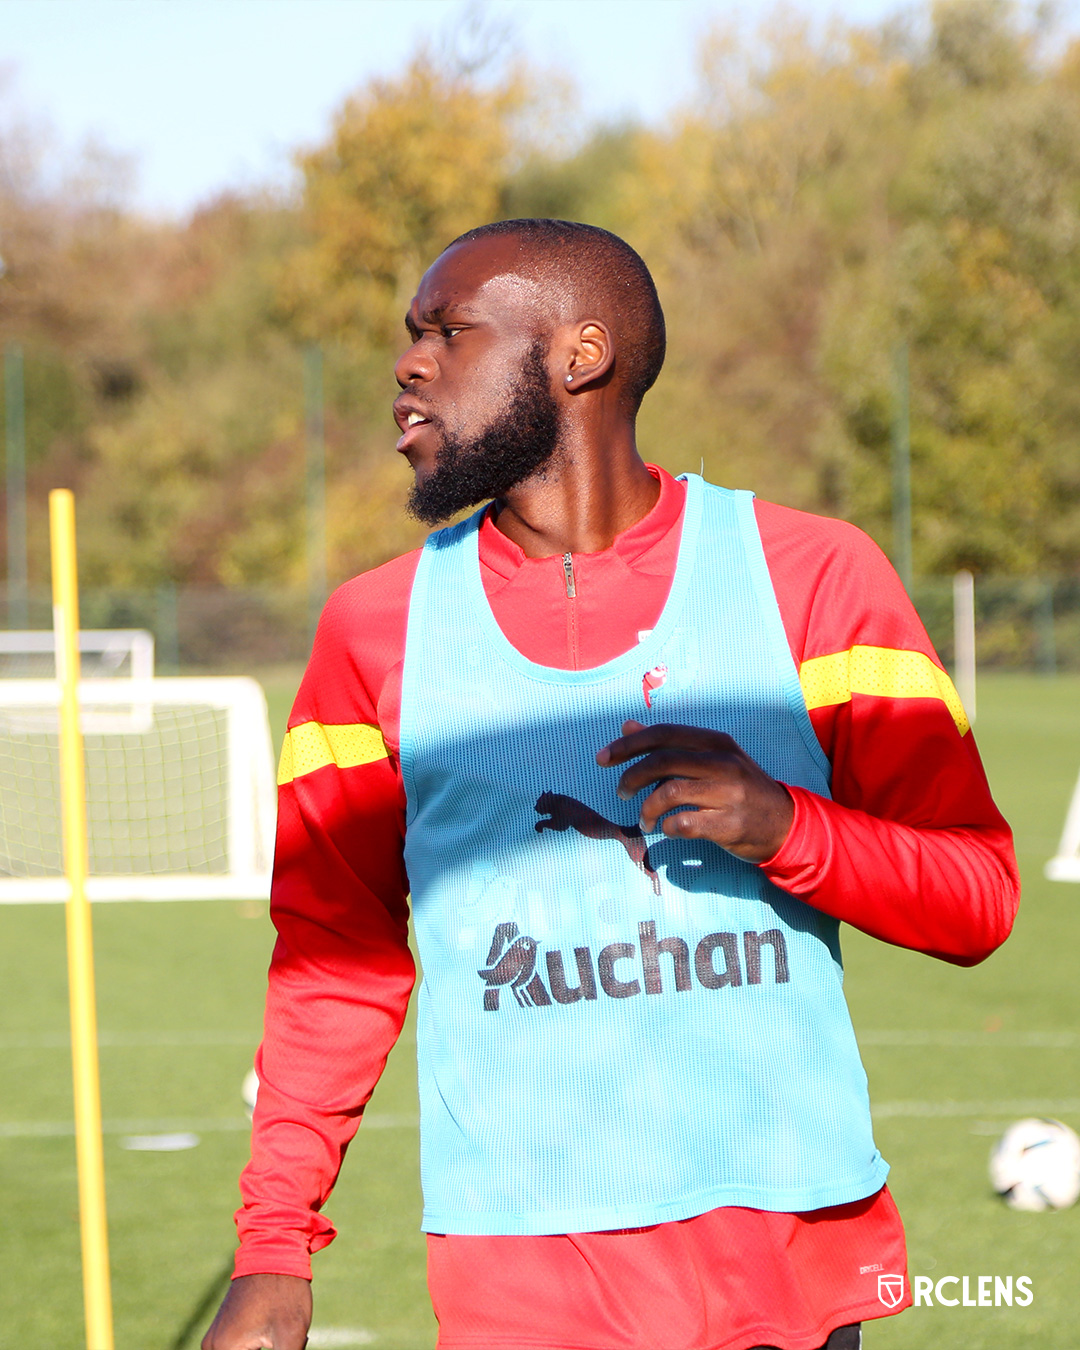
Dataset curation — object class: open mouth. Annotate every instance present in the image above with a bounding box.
[395,407,434,453]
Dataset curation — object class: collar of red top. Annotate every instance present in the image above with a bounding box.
[478,465,686,580]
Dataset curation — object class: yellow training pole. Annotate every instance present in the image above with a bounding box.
[50,489,114,1350]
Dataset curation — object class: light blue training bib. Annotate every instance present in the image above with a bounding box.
[399,475,887,1235]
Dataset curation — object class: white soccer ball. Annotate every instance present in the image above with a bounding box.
[989,1117,1080,1212]
[242,1067,260,1120]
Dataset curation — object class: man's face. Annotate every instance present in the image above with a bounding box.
[393,239,563,524]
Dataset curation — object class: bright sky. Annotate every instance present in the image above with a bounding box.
[0,0,943,217]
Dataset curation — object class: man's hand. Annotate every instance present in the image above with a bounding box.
[201,1273,312,1350]
[596,720,794,863]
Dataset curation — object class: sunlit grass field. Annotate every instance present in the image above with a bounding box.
[1,672,1077,1348]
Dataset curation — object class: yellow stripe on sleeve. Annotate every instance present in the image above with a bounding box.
[277,721,390,785]
[799,645,970,736]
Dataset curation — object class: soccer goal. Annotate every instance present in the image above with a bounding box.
[0,677,276,902]
[1046,768,1080,883]
[0,628,155,680]
[2,628,159,738]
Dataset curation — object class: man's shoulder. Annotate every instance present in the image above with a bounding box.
[299,549,424,721]
[749,498,918,661]
[752,497,889,570]
[319,547,425,636]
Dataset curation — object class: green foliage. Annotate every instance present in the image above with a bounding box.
[8,347,91,465]
[2,1,1080,589]
[499,125,644,230]
[619,0,1080,574]
[280,52,531,348]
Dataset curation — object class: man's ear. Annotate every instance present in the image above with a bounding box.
[560,321,614,392]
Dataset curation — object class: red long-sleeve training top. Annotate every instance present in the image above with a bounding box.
[237,466,1018,1350]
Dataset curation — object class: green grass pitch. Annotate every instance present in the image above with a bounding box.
[0,673,1077,1348]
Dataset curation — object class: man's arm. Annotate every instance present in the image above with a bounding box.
[758,503,1018,963]
[600,506,1019,965]
[202,1274,311,1350]
[233,742,414,1277]
[205,559,419,1342]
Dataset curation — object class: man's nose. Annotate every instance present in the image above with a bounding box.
[394,340,437,388]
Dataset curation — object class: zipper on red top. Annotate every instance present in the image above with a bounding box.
[562,552,579,667]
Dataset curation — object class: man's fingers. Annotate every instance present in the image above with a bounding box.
[657,807,729,840]
[654,803,789,861]
[637,777,723,826]
[615,749,717,800]
[596,720,792,860]
[597,722,737,767]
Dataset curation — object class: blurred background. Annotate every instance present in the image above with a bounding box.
[1,2,1079,1348]
[3,0,1080,668]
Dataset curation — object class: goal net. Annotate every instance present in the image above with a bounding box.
[0,677,276,902]
[0,629,155,680]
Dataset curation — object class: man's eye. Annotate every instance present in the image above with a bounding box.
[442,326,463,339]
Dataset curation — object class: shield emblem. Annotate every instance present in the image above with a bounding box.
[877,1273,905,1308]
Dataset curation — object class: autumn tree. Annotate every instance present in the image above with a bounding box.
[7,2,1080,611]
[610,0,1080,577]
[281,50,533,348]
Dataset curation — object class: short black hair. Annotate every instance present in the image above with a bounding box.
[444,219,666,412]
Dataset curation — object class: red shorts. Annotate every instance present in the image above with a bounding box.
[427,1186,910,1350]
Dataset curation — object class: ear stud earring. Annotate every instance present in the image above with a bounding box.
[565,374,574,385]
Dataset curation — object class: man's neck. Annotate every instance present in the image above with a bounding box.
[491,427,659,559]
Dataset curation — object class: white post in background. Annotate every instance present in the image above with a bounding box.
[953,569,976,724]
[226,696,258,882]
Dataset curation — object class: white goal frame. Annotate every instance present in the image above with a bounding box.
[0,676,276,903]
[0,629,155,679]
[1046,767,1080,883]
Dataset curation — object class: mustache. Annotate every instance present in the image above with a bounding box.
[405,338,561,526]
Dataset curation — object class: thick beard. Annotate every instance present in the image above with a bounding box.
[407,339,562,526]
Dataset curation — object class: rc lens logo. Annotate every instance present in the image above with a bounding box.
[912,1276,1033,1307]
[867,1272,1034,1309]
[876,1274,904,1309]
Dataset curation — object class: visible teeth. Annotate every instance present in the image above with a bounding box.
[407,411,427,427]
